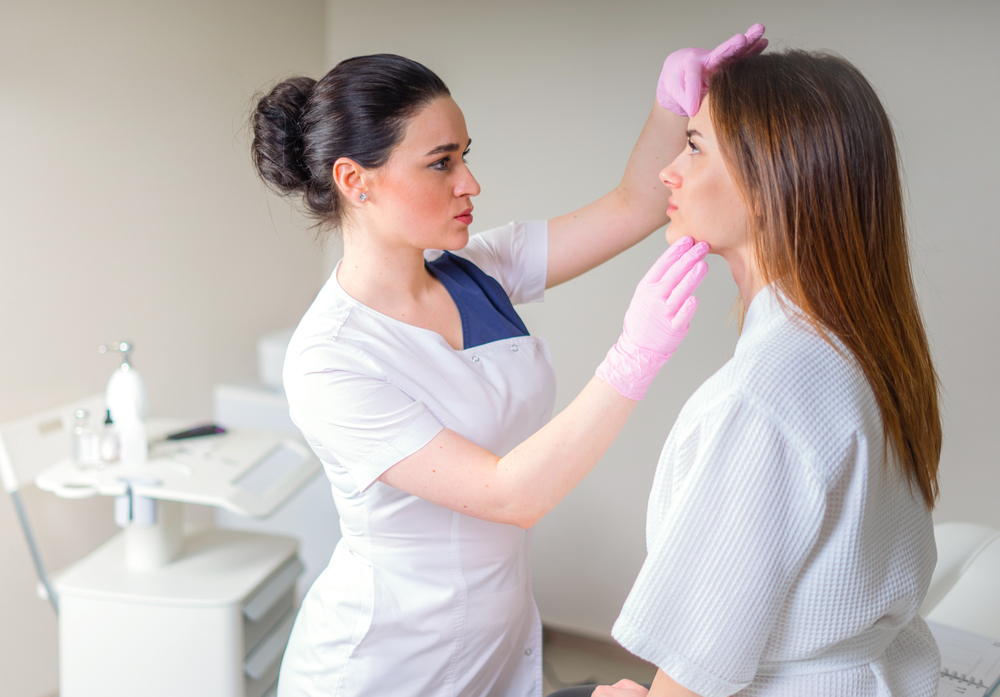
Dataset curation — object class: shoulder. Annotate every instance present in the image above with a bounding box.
[451,220,547,261]
[283,276,385,386]
[729,308,879,483]
[437,220,548,304]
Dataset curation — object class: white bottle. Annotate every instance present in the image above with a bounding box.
[118,417,148,464]
[101,342,148,464]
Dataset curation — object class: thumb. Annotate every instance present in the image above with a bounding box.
[681,51,706,116]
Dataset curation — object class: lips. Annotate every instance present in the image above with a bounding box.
[455,208,473,225]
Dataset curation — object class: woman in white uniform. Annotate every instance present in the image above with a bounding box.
[249,32,764,697]
[570,50,942,697]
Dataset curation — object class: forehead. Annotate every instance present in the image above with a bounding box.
[396,96,468,153]
[688,95,714,137]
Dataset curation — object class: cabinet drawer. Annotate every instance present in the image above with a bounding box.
[242,556,302,656]
[244,608,295,697]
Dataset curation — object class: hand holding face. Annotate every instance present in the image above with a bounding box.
[656,24,767,117]
[595,236,709,401]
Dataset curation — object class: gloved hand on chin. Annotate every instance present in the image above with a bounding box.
[596,237,709,400]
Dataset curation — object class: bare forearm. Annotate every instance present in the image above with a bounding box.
[547,104,689,287]
[493,376,637,527]
[379,377,636,528]
[617,104,688,233]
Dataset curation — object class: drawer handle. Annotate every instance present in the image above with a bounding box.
[243,557,303,623]
[244,609,295,681]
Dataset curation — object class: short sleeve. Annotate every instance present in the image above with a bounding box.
[285,341,444,493]
[612,395,826,697]
[451,220,548,305]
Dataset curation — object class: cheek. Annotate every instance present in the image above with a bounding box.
[383,174,440,220]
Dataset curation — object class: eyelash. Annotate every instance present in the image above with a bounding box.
[688,139,700,155]
[431,149,471,171]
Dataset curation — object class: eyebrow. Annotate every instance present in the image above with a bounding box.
[686,130,703,138]
[424,138,472,157]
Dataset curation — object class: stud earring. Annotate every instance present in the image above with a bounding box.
[359,193,368,202]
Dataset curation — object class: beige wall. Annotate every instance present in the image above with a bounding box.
[2,2,998,692]
[326,0,1000,638]
[0,2,325,695]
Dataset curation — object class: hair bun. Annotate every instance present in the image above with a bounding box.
[251,76,317,194]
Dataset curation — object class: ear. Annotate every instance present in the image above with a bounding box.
[332,157,369,204]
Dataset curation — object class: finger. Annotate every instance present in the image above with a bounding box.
[656,241,709,292]
[593,688,639,697]
[640,236,693,284]
[662,261,708,316]
[706,32,748,68]
[611,679,646,690]
[744,37,768,58]
[673,294,699,329]
[743,23,766,46]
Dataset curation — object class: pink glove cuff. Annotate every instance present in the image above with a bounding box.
[596,339,673,401]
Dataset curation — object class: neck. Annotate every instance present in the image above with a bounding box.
[721,245,766,308]
[337,220,435,309]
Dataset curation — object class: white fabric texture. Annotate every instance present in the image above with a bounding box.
[612,287,940,697]
[278,220,555,697]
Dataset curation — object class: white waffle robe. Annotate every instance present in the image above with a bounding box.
[612,287,940,697]
[278,221,554,697]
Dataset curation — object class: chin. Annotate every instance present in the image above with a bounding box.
[664,222,684,245]
[442,229,470,251]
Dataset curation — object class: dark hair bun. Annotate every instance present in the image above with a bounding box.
[250,55,449,230]
[251,76,317,195]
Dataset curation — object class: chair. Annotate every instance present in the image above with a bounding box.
[920,521,1000,639]
[0,393,106,615]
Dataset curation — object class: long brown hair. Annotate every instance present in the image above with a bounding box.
[709,50,941,508]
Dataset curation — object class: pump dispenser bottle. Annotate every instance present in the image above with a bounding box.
[100,342,148,463]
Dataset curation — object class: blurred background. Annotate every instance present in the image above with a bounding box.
[3,1,998,695]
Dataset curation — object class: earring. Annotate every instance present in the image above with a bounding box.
[359,193,368,202]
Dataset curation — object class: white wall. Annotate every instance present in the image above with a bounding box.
[326,0,1000,638]
[0,2,325,695]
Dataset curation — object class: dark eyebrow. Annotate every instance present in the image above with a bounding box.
[686,130,703,139]
[424,138,472,157]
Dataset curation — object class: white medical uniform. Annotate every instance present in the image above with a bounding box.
[612,287,940,697]
[278,221,554,697]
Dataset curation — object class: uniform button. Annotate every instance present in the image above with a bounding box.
[524,648,532,655]
[510,345,519,352]
[471,356,480,362]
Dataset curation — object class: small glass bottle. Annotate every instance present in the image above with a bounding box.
[100,409,119,462]
[72,409,101,467]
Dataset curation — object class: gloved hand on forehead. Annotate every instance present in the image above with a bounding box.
[656,23,767,117]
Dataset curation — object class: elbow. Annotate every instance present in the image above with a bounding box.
[513,516,538,530]
[488,497,541,529]
[505,505,543,530]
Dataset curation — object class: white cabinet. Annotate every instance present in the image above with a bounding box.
[57,527,299,697]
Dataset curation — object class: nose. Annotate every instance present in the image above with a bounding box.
[661,151,685,191]
[456,164,481,198]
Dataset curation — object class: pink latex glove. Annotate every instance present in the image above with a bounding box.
[656,24,768,117]
[596,237,709,400]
